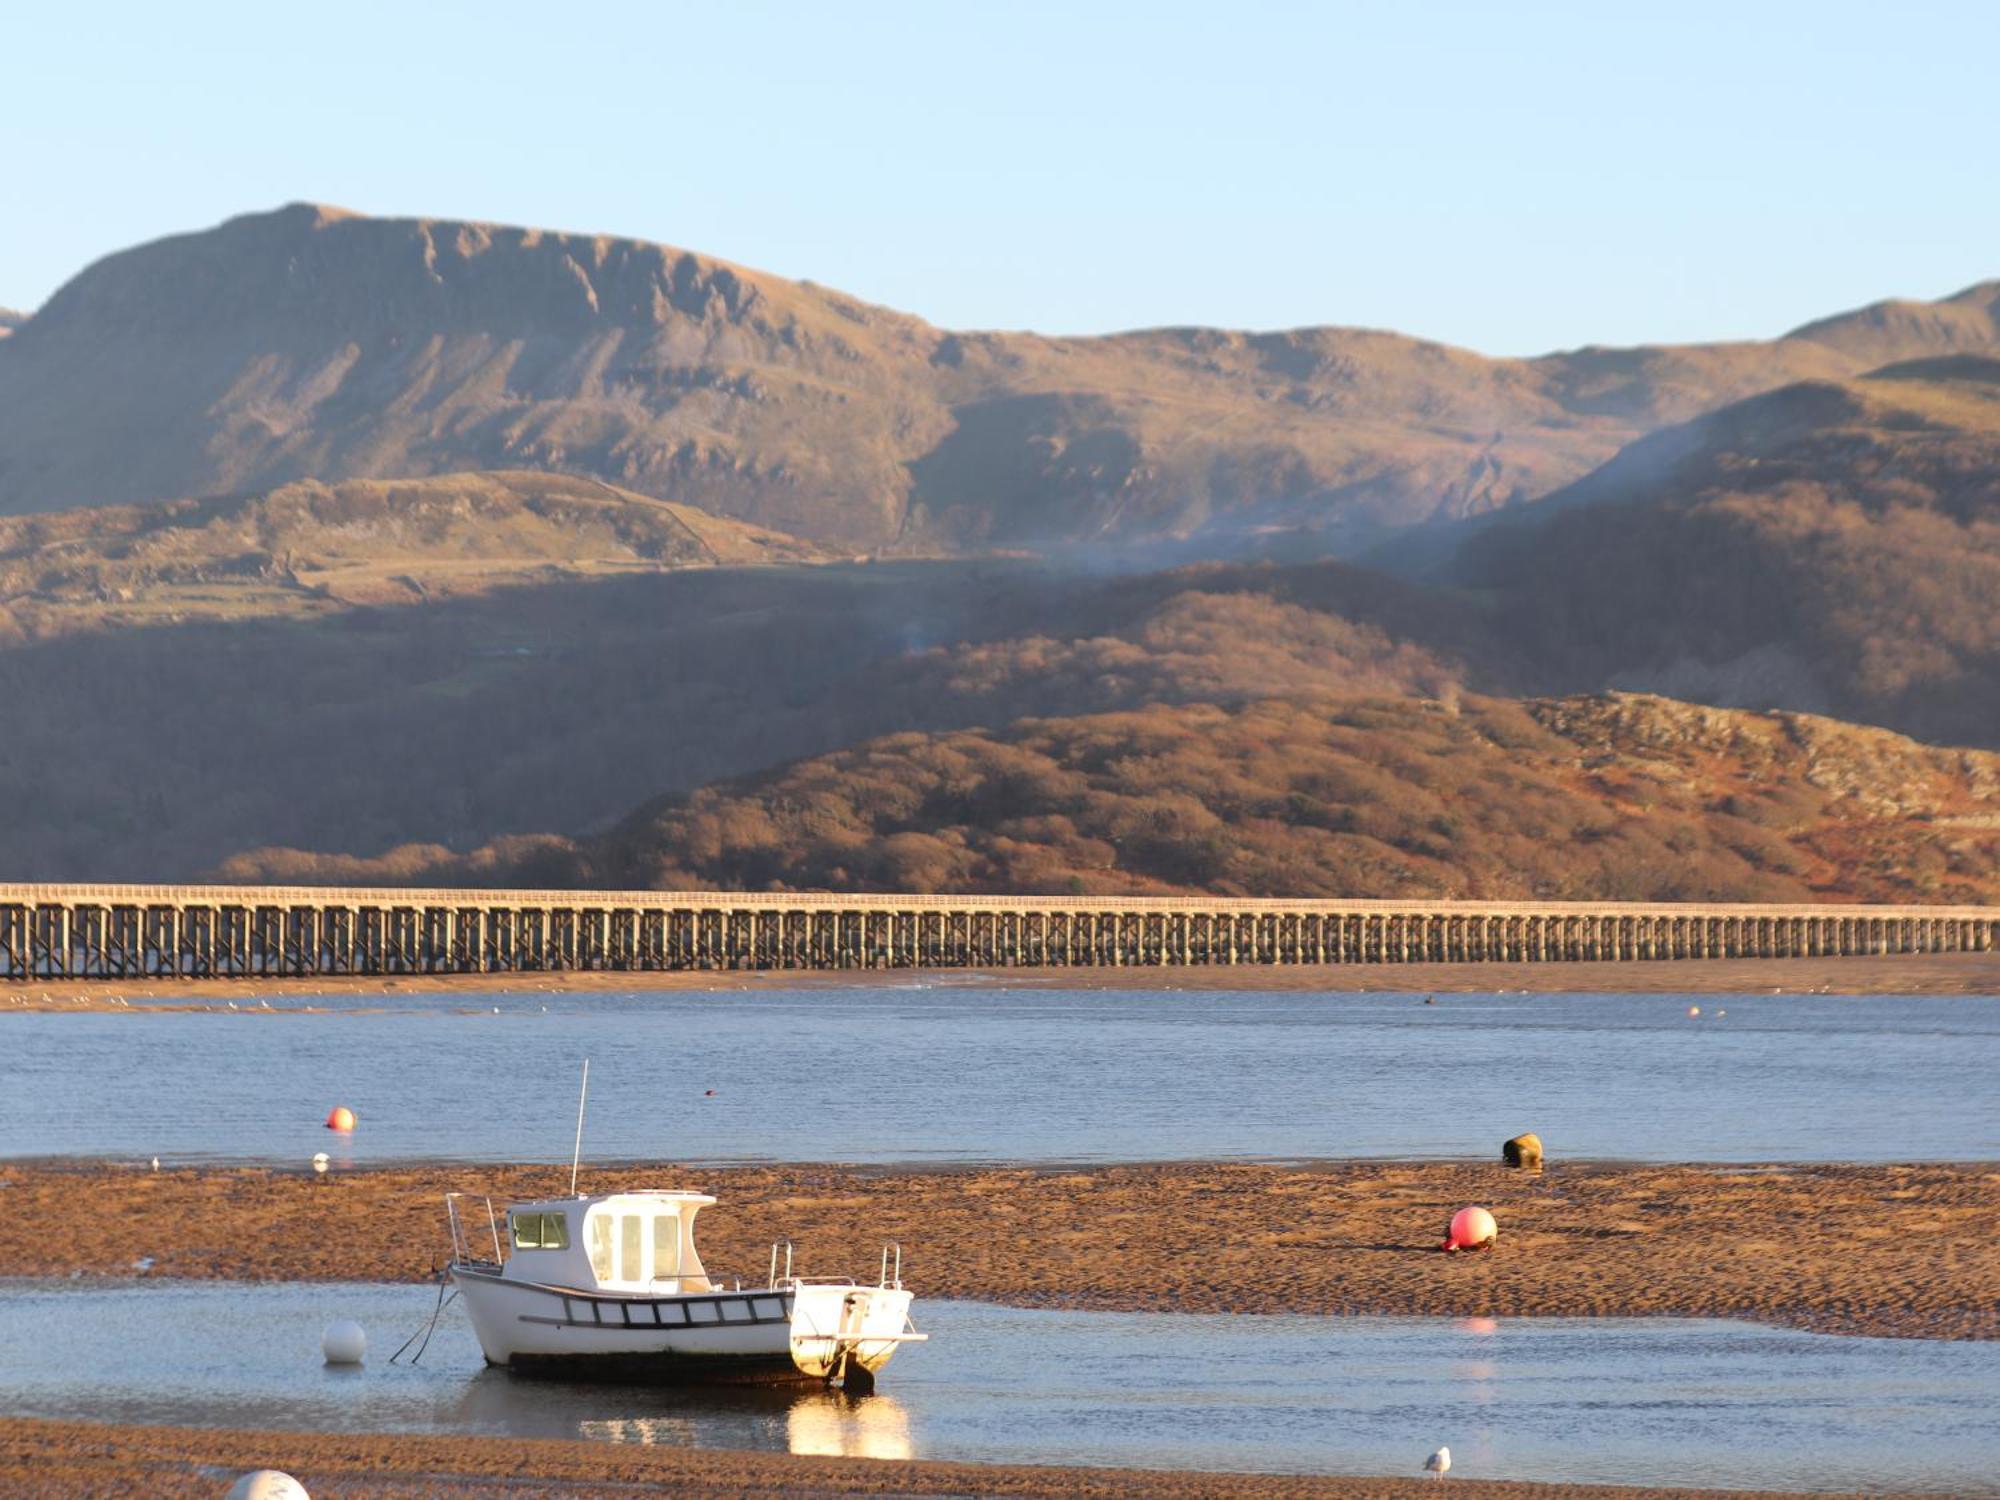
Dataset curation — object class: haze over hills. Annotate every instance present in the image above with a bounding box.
[1465,358,2000,748]
[3,204,1998,556]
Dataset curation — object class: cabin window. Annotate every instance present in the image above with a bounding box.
[652,1212,682,1278]
[511,1211,569,1251]
[587,1213,614,1281]
[619,1214,644,1281]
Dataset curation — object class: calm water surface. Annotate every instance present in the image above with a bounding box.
[0,1281,1992,1492]
[3,986,1994,1163]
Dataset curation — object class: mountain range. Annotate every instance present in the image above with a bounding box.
[1,205,1997,895]
[3,203,1996,556]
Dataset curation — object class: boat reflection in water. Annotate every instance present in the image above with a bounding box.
[449,1367,912,1459]
[784,1389,915,1460]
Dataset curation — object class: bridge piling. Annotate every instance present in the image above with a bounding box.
[1,884,1996,983]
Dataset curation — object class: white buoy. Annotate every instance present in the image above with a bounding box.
[1425,1444,1451,1479]
[322,1319,366,1365]
[311,1152,330,1175]
[225,1471,311,1500]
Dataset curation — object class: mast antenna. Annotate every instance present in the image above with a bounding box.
[569,1057,591,1196]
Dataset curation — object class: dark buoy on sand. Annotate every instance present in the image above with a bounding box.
[1503,1132,1544,1171]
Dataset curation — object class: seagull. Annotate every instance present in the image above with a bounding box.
[1425,1446,1451,1480]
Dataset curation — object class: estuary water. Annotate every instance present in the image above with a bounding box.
[2,985,1994,1164]
[0,1281,1993,1492]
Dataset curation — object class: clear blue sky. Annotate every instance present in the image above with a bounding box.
[4,1,1994,355]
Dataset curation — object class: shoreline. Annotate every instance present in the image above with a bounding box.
[0,1416,1904,1499]
[2,1159,1991,1339]
[4,950,1999,1012]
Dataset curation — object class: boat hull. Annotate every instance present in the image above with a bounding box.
[450,1264,915,1385]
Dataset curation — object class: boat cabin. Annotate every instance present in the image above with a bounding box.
[499,1190,717,1294]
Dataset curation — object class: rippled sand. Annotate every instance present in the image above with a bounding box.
[1,1159,1992,1339]
[0,1415,1914,1498]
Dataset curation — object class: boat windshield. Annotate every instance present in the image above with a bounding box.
[511,1210,569,1251]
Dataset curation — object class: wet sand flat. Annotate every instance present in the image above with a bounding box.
[0,1415,1907,1499]
[4,950,1999,1011]
[2,1160,1991,1339]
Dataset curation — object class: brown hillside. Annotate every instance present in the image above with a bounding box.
[1,205,1991,553]
[0,469,827,639]
[1464,360,2000,747]
[221,694,2000,907]
[0,554,1521,881]
[1785,280,2000,364]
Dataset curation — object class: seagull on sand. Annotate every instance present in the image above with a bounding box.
[1425,1446,1451,1479]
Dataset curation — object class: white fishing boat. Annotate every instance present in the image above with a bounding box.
[444,1188,924,1389]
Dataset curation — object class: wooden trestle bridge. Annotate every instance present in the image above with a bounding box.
[1,884,1995,980]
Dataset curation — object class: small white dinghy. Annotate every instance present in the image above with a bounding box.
[445,1189,924,1389]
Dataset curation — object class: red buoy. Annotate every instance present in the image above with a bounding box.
[1442,1205,1497,1252]
[325,1106,356,1132]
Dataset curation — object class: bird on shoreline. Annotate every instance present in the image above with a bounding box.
[1425,1445,1451,1479]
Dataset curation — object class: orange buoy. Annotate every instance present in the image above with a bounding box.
[1442,1205,1497,1252]
[325,1106,356,1132]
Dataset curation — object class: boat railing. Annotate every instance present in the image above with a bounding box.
[446,1192,504,1268]
[766,1240,904,1291]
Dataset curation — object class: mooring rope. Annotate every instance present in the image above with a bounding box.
[389,1267,457,1365]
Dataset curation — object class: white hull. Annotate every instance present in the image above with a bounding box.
[452,1264,916,1384]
